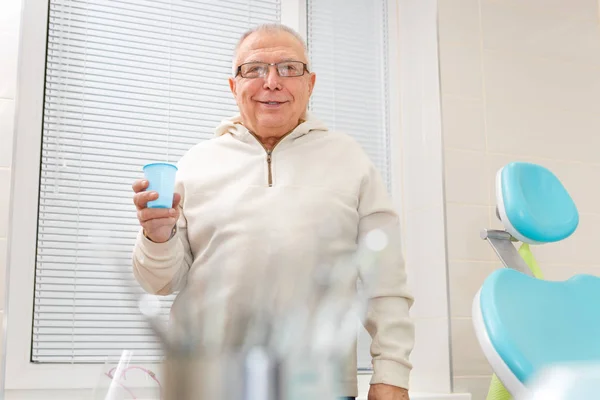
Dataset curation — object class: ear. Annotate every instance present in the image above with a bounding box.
[308,72,316,97]
[228,77,236,96]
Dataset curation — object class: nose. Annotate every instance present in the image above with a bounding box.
[263,65,282,90]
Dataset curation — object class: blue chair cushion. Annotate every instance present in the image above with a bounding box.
[500,162,578,242]
[480,268,600,384]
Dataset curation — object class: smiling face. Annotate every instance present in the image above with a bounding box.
[229,30,316,141]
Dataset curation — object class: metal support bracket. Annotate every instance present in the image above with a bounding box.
[480,229,533,277]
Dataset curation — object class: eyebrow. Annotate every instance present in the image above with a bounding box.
[242,58,302,64]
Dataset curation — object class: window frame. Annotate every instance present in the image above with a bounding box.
[2,0,401,392]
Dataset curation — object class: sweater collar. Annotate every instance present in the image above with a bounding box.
[214,111,328,142]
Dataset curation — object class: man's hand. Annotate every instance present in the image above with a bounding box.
[368,384,410,400]
[132,179,181,243]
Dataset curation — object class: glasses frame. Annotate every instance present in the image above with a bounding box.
[235,61,310,78]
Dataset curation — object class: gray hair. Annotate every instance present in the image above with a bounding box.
[232,23,310,75]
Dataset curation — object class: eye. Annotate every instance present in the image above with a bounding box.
[241,63,266,77]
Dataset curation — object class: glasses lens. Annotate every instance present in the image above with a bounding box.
[241,63,266,78]
[277,61,304,77]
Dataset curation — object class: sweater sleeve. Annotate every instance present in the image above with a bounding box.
[357,160,415,390]
[132,178,193,295]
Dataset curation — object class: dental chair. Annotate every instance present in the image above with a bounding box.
[473,162,600,400]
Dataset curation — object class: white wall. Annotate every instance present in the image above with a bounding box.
[397,0,452,394]
[438,0,600,398]
[0,0,22,363]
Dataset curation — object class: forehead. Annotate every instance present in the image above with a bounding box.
[236,31,307,65]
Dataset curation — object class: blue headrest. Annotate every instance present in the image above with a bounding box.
[496,162,578,243]
[480,269,600,384]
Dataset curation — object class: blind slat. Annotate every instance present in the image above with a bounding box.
[51,0,278,30]
[43,124,212,141]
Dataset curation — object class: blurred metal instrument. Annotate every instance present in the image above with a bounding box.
[137,230,387,400]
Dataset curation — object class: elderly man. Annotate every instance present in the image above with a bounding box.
[132,23,414,400]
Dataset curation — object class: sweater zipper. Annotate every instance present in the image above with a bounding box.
[266,150,273,186]
[249,130,294,187]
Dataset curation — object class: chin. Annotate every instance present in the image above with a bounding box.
[257,116,290,128]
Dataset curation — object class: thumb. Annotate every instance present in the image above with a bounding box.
[172,192,182,208]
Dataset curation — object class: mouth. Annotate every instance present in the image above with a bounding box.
[257,100,287,107]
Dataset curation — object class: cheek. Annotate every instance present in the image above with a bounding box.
[290,83,310,103]
[239,82,262,100]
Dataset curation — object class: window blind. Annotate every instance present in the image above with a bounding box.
[307,0,391,190]
[34,0,281,363]
[306,0,392,370]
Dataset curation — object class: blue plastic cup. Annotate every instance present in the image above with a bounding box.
[143,162,178,209]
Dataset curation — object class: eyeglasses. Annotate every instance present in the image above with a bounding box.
[235,61,309,79]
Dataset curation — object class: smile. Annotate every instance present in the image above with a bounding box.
[258,101,287,108]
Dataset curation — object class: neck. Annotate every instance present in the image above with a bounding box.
[247,120,304,150]
[259,134,285,150]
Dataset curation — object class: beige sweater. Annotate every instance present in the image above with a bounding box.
[132,113,415,397]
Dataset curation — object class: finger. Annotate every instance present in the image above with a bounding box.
[132,179,149,193]
[143,217,178,233]
[172,193,182,208]
[137,207,177,223]
[133,190,159,210]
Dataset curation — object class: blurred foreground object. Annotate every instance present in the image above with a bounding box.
[133,237,384,400]
[516,363,600,400]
